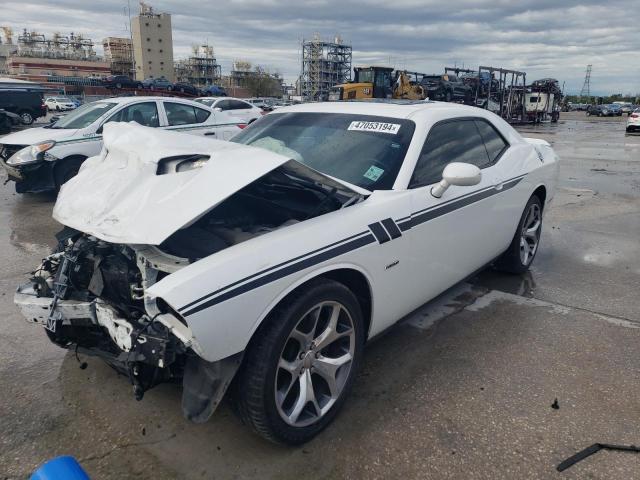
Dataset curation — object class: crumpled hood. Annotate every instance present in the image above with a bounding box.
[0,126,79,146]
[53,123,356,245]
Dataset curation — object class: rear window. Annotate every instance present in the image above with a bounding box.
[231,112,416,190]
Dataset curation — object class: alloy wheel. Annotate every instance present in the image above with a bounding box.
[275,301,355,427]
[520,203,541,265]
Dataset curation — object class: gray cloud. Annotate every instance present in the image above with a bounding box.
[3,0,639,94]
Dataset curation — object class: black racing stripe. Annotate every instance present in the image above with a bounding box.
[397,220,412,232]
[180,174,526,314]
[411,187,495,227]
[410,176,524,228]
[182,233,377,317]
[179,230,369,312]
[381,218,402,239]
[368,222,390,244]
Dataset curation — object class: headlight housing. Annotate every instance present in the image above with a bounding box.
[6,140,57,166]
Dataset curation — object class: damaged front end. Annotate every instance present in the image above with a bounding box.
[15,228,241,421]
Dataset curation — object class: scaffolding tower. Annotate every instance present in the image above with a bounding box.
[301,34,352,101]
[174,44,222,88]
[16,29,98,61]
[578,64,592,103]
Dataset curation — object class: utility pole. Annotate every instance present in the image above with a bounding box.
[579,65,592,104]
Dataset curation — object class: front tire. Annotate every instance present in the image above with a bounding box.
[495,195,543,274]
[236,278,364,444]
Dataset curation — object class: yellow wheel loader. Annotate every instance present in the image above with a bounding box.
[328,66,425,101]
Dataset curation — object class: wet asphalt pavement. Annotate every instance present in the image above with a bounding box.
[1,112,639,479]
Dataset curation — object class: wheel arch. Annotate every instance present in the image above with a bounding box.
[251,264,375,345]
[532,184,547,212]
[53,154,88,186]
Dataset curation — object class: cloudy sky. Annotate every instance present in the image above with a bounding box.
[3,0,639,95]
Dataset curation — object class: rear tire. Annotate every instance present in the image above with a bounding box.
[235,278,364,445]
[495,195,543,274]
[19,111,34,125]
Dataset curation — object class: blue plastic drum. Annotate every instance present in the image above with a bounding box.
[31,456,90,480]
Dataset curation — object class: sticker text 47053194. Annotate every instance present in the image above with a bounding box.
[348,121,401,135]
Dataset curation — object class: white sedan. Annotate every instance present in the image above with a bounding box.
[194,97,263,124]
[14,101,559,444]
[0,96,244,193]
[626,108,640,133]
[44,96,78,112]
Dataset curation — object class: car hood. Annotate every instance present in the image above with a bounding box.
[53,122,361,245]
[0,126,79,146]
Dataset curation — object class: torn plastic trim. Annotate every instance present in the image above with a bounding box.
[182,351,244,423]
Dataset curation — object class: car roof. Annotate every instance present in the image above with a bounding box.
[95,96,203,106]
[272,100,478,119]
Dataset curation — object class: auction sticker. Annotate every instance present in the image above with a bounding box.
[348,121,401,134]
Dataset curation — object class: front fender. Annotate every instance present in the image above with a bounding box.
[250,262,375,342]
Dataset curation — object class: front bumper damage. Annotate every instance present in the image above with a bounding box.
[14,232,243,422]
[0,158,57,193]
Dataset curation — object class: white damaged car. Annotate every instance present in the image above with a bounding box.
[14,101,559,444]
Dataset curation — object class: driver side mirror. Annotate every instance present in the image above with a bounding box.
[431,162,481,198]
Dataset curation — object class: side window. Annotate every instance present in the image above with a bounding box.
[216,100,230,110]
[105,102,159,127]
[475,120,508,163]
[194,106,211,123]
[164,102,198,126]
[231,100,252,110]
[410,120,490,188]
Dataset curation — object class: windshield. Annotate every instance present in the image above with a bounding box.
[231,112,415,190]
[50,102,117,129]
[356,70,374,83]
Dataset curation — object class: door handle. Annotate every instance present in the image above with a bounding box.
[204,132,216,136]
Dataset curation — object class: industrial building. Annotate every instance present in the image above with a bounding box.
[174,44,221,88]
[131,2,174,81]
[300,34,352,101]
[225,60,283,97]
[2,29,109,80]
[103,37,133,76]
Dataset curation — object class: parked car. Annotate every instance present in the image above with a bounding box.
[0,97,244,193]
[13,101,559,444]
[194,97,262,124]
[626,108,640,133]
[103,75,142,90]
[142,77,173,91]
[0,89,47,125]
[44,96,78,112]
[173,82,199,95]
[0,109,23,134]
[608,104,623,116]
[586,104,615,117]
[246,98,272,111]
[201,85,227,96]
[421,74,473,103]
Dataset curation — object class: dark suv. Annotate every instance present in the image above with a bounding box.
[103,75,142,89]
[421,74,473,103]
[0,89,47,125]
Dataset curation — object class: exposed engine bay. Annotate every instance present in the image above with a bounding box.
[14,164,362,418]
[160,165,361,259]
